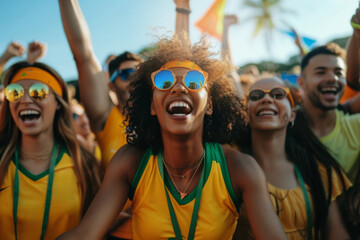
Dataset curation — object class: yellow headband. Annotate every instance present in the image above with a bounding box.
[11,67,63,97]
[161,59,203,71]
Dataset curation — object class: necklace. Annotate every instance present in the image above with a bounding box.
[163,152,204,179]
[163,152,204,200]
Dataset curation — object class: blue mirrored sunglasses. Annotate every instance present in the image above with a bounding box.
[151,69,207,91]
[109,68,136,83]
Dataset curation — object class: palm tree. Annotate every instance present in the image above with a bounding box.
[243,0,293,53]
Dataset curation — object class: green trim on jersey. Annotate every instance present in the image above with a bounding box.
[213,143,241,212]
[15,144,66,181]
[130,148,153,200]
[162,144,211,205]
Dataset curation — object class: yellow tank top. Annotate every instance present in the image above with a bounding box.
[130,142,240,240]
[0,147,82,240]
[236,162,352,240]
[95,106,132,239]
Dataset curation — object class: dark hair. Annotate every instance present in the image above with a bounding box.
[301,43,346,72]
[124,35,245,153]
[108,51,143,77]
[340,160,360,239]
[0,61,103,214]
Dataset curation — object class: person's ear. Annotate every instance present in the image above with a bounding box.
[206,97,213,116]
[108,82,116,92]
[297,75,304,90]
[290,107,296,122]
[150,100,156,116]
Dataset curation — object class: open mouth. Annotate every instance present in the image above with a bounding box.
[167,101,192,116]
[319,86,339,95]
[257,109,277,116]
[19,110,41,122]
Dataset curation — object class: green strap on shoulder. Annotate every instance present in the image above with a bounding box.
[158,151,205,240]
[295,165,312,240]
[13,141,59,240]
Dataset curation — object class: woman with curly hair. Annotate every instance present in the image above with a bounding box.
[234,76,351,239]
[0,61,103,240]
[57,36,287,240]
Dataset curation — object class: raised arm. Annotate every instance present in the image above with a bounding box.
[174,0,190,43]
[292,27,306,58]
[27,41,47,64]
[57,145,142,240]
[346,8,360,90]
[59,0,113,132]
[0,42,24,75]
[221,14,238,62]
[224,146,287,240]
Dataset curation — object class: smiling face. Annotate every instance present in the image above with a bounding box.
[9,79,59,137]
[150,66,212,137]
[110,60,140,106]
[298,54,346,111]
[246,78,295,131]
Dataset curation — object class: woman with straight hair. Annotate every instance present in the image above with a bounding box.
[0,61,103,240]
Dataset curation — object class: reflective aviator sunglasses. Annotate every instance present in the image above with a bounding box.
[246,87,294,108]
[151,69,208,91]
[4,83,50,103]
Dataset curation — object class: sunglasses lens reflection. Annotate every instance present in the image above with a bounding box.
[29,83,49,101]
[249,90,264,101]
[154,70,175,90]
[184,70,204,90]
[5,83,24,103]
[120,68,136,80]
[270,88,287,99]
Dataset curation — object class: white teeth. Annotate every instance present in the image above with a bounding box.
[173,113,185,116]
[259,110,276,116]
[20,110,40,116]
[322,87,337,92]
[168,101,190,111]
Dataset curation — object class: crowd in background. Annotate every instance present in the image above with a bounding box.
[0,0,360,239]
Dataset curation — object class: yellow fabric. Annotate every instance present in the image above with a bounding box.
[95,107,126,168]
[161,59,203,71]
[0,152,81,240]
[132,149,239,240]
[95,106,127,168]
[236,162,351,240]
[320,109,360,181]
[95,106,132,239]
[11,67,63,97]
[93,144,102,162]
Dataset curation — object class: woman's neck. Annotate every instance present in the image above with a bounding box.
[161,132,204,174]
[20,133,55,163]
[251,128,288,167]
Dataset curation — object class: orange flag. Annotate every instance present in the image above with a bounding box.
[195,0,227,41]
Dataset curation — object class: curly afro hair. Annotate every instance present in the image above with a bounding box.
[124,35,245,153]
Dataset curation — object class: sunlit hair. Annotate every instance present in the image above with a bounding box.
[125,35,245,153]
[301,42,346,73]
[236,77,347,239]
[0,61,102,215]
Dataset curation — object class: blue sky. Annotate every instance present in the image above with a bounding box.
[0,0,358,81]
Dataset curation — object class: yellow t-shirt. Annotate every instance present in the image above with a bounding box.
[0,148,82,240]
[130,142,240,240]
[320,109,360,181]
[236,162,351,240]
[95,106,131,239]
[95,106,127,168]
